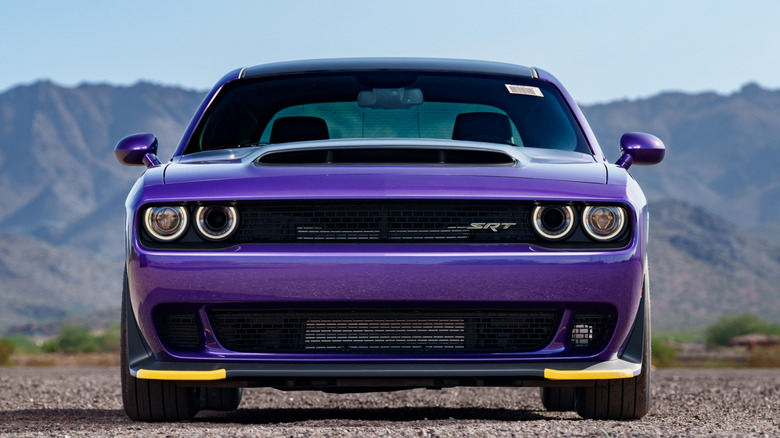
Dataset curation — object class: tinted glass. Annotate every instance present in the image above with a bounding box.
[186,72,590,155]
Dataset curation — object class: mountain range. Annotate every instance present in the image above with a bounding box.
[0,234,121,331]
[0,80,778,333]
[0,81,204,259]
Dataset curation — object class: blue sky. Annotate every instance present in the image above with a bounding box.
[2,1,779,104]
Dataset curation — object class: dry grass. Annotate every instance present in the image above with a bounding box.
[746,348,780,367]
[10,353,119,367]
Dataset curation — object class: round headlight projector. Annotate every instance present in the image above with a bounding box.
[194,206,238,241]
[582,206,625,241]
[532,205,575,240]
[144,206,188,241]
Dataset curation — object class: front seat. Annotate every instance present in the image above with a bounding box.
[452,112,512,145]
[270,116,330,143]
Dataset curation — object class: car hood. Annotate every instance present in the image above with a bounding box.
[158,140,615,201]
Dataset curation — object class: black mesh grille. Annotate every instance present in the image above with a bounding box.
[235,200,535,243]
[210,310,559,354]
[571,313,615,349]
[158,313,201,350]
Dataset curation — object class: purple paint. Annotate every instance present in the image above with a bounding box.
[115,132,158,167]
[618,132,666,168]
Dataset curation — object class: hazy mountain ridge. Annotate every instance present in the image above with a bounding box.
[0,234,121,330]
[0,81,778,332]
[0,81,205,258]
[647,200,780,330]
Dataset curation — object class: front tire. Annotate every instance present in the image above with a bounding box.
[200,387,243,411]
[574,279,651,420]
[540,387,576,411]
[121,269,200,421]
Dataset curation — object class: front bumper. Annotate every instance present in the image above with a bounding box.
[127,240,644,367]
[125,283,648,386]
[132,359,640,383]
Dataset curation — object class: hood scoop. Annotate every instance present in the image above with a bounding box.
[256,147,515,166]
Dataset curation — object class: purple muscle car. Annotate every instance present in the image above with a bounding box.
[115,58,665,421]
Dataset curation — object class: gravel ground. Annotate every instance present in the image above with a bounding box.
[0,367,778,437]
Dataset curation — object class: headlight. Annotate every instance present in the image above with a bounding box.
[194,206,238,241]
[582,206,626,241]
[532,205,575,240]
[143,206,188,241]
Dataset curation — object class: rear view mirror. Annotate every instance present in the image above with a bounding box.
[358,88,424,109]
[616,132,665,169]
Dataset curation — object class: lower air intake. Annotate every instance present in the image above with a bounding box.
[158,313,201,351]
[210,310,560,354]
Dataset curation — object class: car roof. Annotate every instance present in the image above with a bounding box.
[241,58,537,79]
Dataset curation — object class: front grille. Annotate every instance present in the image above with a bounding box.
[158,313,201,350]
[235,201,535,243]
[210,310,560,354]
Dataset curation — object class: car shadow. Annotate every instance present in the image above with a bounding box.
[0,406,569,428]
[195,406,557,423]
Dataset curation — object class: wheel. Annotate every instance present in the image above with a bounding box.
[121,269,200,421]
[200,387,243,411]
[574,279,651,420]
[540,387,576,411]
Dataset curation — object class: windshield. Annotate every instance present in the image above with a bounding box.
[185,72,590,155]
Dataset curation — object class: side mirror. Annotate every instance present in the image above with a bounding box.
[615,132,665,169]
[115,133,162,168]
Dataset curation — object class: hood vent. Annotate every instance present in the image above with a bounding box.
[256,148,515,165]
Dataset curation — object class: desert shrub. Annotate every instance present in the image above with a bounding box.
[0,338,16,365]
[747,348,780,367]
[651,337,678,368]
[3,334,41,354]
[44,324,97,354]
[705,313,780,346]
[42,324,121,354]
[95,324,120,353]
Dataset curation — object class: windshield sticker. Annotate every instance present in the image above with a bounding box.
[505,84,544,97]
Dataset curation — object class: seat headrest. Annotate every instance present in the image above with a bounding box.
[452,112,512,145]
[270,116,330,143]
